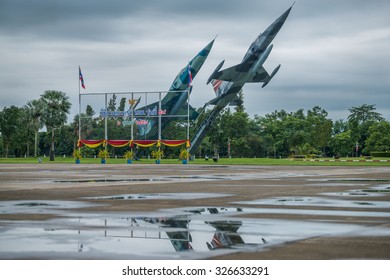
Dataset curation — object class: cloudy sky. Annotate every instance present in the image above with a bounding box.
[1,0,389,122]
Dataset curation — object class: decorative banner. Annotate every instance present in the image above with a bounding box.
[107,140,131,148]
[132,140,158,148]
[78,139,105,148]
[78,139,190,149]
[161,140,190,148]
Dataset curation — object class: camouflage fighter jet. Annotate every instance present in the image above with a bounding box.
[189,5,293,154]
[137,39,215,138]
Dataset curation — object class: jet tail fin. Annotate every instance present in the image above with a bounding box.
[262,64,281,88]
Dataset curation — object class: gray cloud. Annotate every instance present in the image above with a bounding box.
[1,0,389,121]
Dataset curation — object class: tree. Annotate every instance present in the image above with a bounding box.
[333,119,349,135]
[332,131,354,157]
[86,105,95,117]
[234,90,245,113]
[307,106,333,156]
[107,94,117,111]
[0,106,22,157]
[364,121,390,153]
[118,97,127,112]
[348,104,383,124]
[347,104,383,154]
[40,90,71,161]
[24,99,44,157]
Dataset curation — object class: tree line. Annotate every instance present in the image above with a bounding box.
[1,90,389,159]
[199,103,389,158]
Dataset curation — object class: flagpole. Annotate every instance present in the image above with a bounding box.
[187,61,191,161]
[78,66,81,150]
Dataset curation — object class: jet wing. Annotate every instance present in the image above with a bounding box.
[211,64,246,82]
[211,64,270,83]
[250,66,270,83]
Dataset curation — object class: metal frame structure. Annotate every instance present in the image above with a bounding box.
[78,90,191,154]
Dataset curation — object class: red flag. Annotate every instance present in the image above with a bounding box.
[79,66,85,89]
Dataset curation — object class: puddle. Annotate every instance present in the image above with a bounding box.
[54,178,167,183]
[0,200,97,215]
[322,184,390,197]
[86,193,232,201]
[1,185,390,260]
[166,176,230,181]
[322,178,390,183]
[2,206,386,260]
[55,176,232,184]
[361,189,390,193]
[0,207,267,259]
[235,196,390,209]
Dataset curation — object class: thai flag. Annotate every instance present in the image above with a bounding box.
[79,66,85,89]
[187,64,193,86]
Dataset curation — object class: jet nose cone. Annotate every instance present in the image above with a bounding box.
[279,3,294,22]
[199,38,216,57]
[189,38,215,74]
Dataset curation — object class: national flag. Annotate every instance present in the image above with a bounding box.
[187,64,193,86]
[79,66,85,89]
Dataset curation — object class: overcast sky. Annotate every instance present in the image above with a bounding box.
[1,0,389,122]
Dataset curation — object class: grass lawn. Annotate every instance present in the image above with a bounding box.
[1,156,390,166]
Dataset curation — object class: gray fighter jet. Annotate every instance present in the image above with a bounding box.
[207,4,293,108]
[189,5,293,154]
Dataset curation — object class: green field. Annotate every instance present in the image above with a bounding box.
[1,157,390,166]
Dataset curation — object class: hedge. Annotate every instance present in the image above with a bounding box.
[371,152,390,157]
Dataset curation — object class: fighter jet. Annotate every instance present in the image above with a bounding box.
[137,38,215,138]
[206,5,293,108]
[189,5,292,154]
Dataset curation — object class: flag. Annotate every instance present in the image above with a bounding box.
[187,64,193,87]
[79,66,85,89]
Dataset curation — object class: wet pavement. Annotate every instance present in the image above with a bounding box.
[0,164,390,259]
[2,204,388,260]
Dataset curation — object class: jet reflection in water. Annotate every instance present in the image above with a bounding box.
[102,207,266,253]
[137,216,193,252]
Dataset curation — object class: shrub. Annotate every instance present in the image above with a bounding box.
[123,150,134,160]
[98,149,110,159]
[371,152,390,157]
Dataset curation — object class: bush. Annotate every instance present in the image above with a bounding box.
[371,152,390,157]
[293,155,306,159]
[98,149,110,159]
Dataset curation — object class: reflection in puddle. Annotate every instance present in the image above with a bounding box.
[0,207,269,259]
[1,204,390,259]
[205,220,266,250]
[0,200,96,215]
[1,181,390,259]
[166,176,229,181]
[237,196,390,208]
[322,184,390,197]
[55,178,166,183]
[87,193,232,201]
